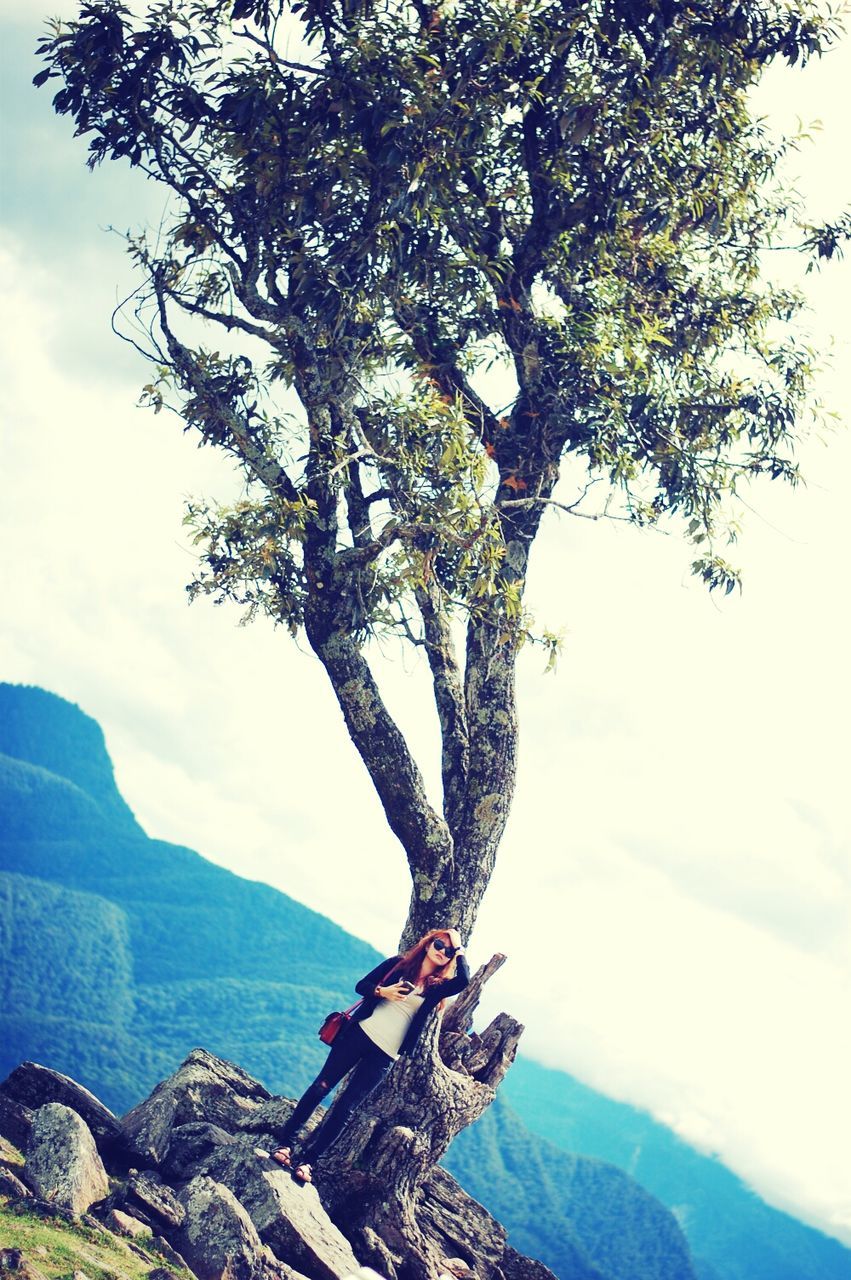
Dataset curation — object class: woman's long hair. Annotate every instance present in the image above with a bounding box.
[390,929,459,989]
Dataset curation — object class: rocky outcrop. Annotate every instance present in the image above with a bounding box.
[1,1062,122,1164]
[121,1049,271,1167]
[174,1175,308,1280]
[2,1050,559,1280]
[24,1103,109,1214]
[106,1206,154,1238]
[416,1166,507,1278]
[128,1169,187,1229]
[199,1141,361,1280]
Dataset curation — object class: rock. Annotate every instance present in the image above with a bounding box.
[499,1249,561,1280]
[151,1237,191,1271]
[236,1099,324,1153]
[160,1122,238,1183]
[108,1208,154,1239]
[0,1165,31,1198]
[199,1138,360,1280]
[12,1196,76,1222]
[0,1094,33,1153]
[172,1174,281,1280]
[71,1271,91,1280]
[121,1050,271,1168]
[127,1170,186,1229]
[81,1213,110,1233]
[235,1098,295,1136]
[0,1250,50,1280]
[24,1103,109,1216]
[1,1064,123,1165]
[148,1271,180,1280]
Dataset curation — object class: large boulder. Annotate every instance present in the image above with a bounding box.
[235,1098,297,1137]
[1,1063,122,1165]
[199,1138,361,1280]
[121,1050,271,1167]
[160,1122,238,1183]
[173,1175,307,1280]
[126,1170,186,1229]
[100,1169,188,1232]
[24,1103,109,1215]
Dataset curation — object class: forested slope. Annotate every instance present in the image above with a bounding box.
[2,682,848,1280]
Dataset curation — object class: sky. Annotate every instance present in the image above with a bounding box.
[1,0,850,1250]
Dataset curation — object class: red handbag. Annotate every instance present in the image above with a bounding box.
[318,966,399,1044]
[318,1005,359,1045]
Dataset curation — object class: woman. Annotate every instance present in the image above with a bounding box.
[269,927,468,1184]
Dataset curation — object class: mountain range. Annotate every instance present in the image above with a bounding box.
[1,681,848,1280]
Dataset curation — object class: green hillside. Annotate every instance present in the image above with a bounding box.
[1,682,848,1280]
[502,1059,851,1280]
[0,684,138,832]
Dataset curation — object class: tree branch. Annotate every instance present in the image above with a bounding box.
[414,580,469,836]
[295,375,455,897]
[307,628,454,887]
[153,276,300,502]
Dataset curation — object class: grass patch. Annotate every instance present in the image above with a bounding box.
[0,1137,23,1166]
[0,1195,192,1280]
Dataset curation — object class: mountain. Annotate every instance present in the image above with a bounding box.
[1,682,849,1280]
[500,1058,851,1280]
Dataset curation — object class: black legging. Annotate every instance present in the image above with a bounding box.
[279,1022,393,1160]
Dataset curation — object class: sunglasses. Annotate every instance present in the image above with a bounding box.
[431,938,457,957]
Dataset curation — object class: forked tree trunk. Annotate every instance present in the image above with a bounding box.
[314,956,522,1280]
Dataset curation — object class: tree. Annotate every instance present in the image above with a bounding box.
[35,0,846,945]
[36,3,847,1272]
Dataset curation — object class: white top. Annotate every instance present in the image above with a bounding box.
[359,990,425,1059]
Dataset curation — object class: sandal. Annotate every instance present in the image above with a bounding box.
[269,1146,293,1168]
[292,1161,313,1185]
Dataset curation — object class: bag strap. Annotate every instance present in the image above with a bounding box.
[343,962,401,1016]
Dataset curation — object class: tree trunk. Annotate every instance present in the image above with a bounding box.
[314,956,523,1280]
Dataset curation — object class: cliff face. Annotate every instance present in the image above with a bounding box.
[0,684,140,835]
[1,683,847,1280]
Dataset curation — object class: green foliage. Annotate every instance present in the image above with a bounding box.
[34,0,848,652]
[445,1096,696,1280]
[0,873,134,1026]
[0,756,109,841]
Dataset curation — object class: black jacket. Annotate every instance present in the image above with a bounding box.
[350,952,470,1056]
